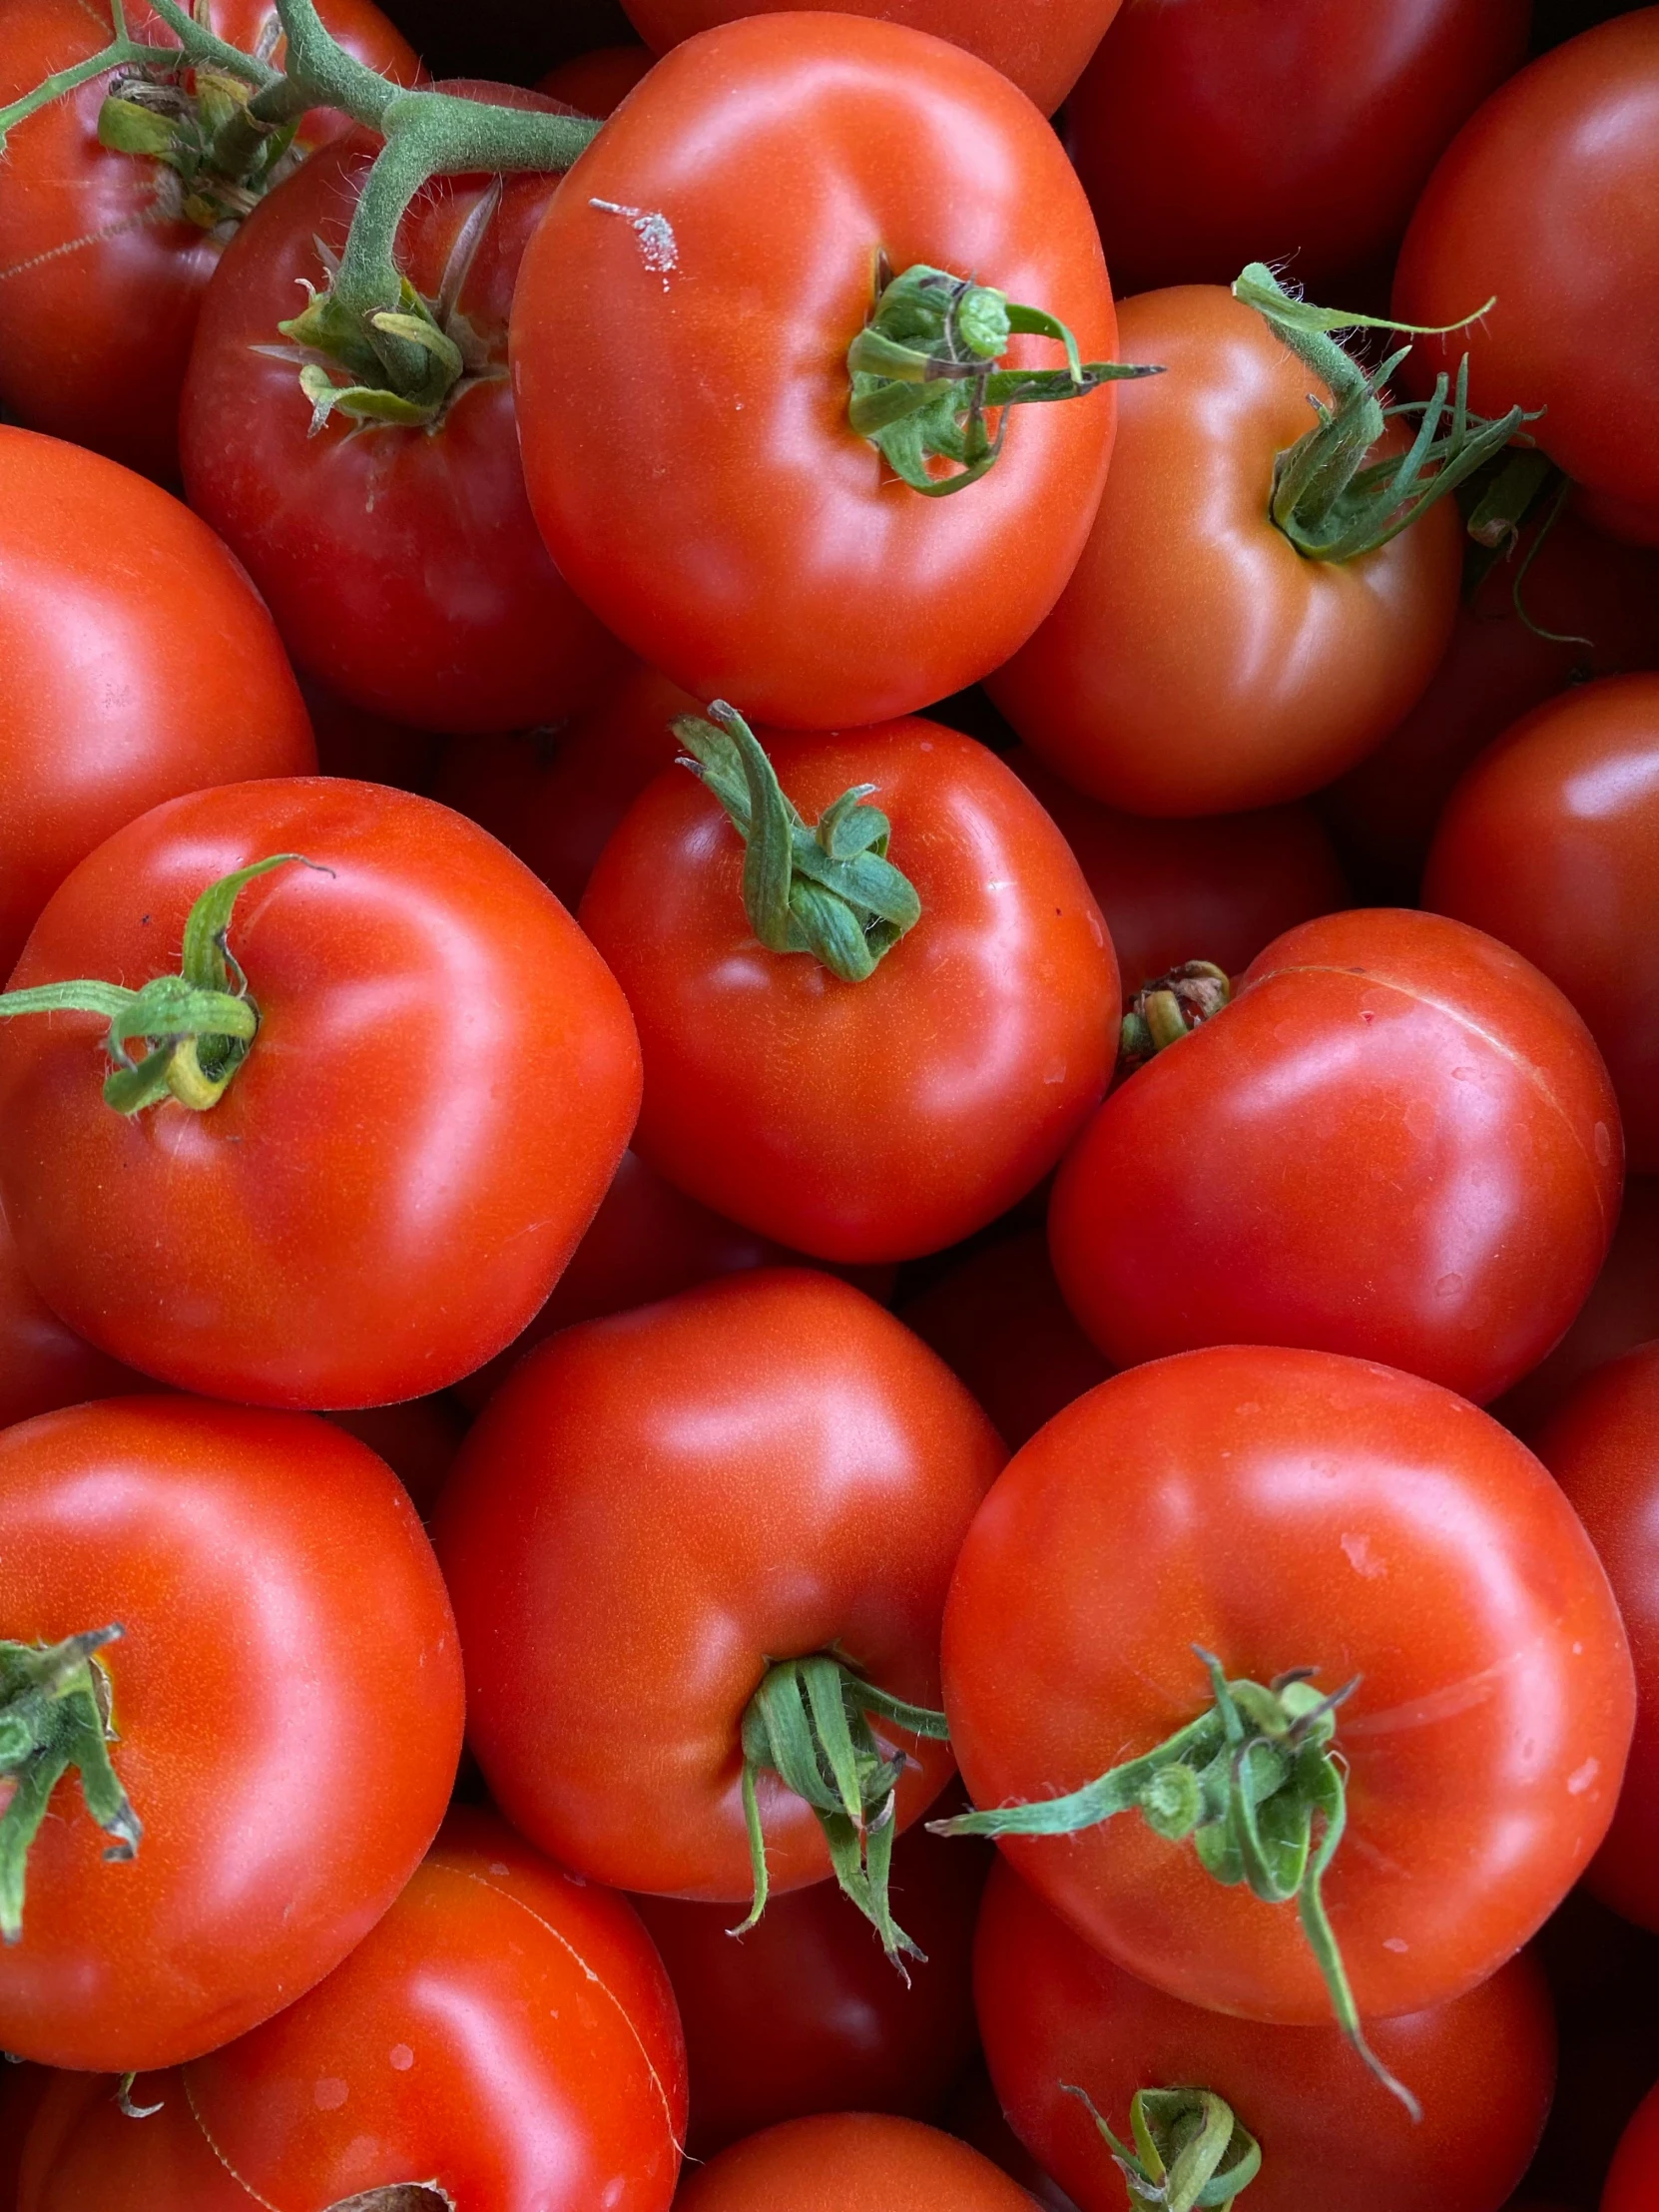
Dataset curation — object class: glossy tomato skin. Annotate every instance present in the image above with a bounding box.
[976,1857,1555,2212]
[1050,908,1623,1405]
[18,2071,252,2212]
[1424,676,1659,1173]
[942,1346,1635,2023]
[0,427,315,978]
[581,722,1118,1263]
[987,288,1463,814]
[511,14,1119,729]
[181,98,628,736]
[0,0,418,484]
[1393,10,1659,548]
[431,1269,1004,1899]
[678,2113,1040,2212]
[1497,1180,1659,1438]
[0,779,641,1408]
[0,1395,464,2071]
[1068,0,1526,300]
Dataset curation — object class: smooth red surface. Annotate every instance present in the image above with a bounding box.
[1424,676,1659,1172]
[0,427,315,978]
[581,722,1118,1263]
[0,780,641,1408]
[987,288,1463,814]
[431,1269,1004,1899]
[0,1396,464,2071]
[0,0,417,482]
[1607,2082,1659,2212]
[677,2114,1040,2212]
[0,1201,146,1425]
[977,1858,1555,2212]
[326,1396,468,1518]
[511,14,1119,728]
[1394,10,1659,547]
[0,2066,48,2212]
[1050,907,1623,1405]
[1497,1179,1659,1438]
[18,2073,251,2212]
[537,42,655,110]
[1069,0,1526,297]
[943,1345,1634,2022]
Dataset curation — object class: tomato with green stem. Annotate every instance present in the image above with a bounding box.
[677,2114,1041,2212]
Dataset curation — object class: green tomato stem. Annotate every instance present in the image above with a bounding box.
[1119,961,1232,1076]
[1066,2084,1263,2212]
[0,1628,139,1945]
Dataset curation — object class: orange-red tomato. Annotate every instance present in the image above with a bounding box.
[0,1201,146,1426]
[677,2114,1041,2212]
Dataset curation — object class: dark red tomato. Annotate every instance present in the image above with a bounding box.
[0,1201,146,1426]
[327,1396,468,1518]
[0,1395,463,2071]
[0,0,418,483]
[1606,2082,1659,2212]
[19,2072,254,2211]
[431,1269,1004,1900]
[1050,908,1622,1405]
[977,1857,1555,2212]
[0,779,641,1408]
[632,1814,986,2156]
[537,42,654,111]
[1393,10,1659,548]
[1009,750,1349,989]
[899,1230,1110,1451]
[511,14,1120,729]
[986,287,1463,814]
[0,2065,49,2212]
[942,1345,1634,2022]
[301,679,445,792]
[1069,0,1526,300]
[944,2068,1080,2212]
[1424,676,1659,1173]
[1497,1180,1659,1438]
[0,426,315,979]
[181,92,628,735]
[678,2114,1040,2212]
[21,1809,688,2212]
[581,721,1118,1264]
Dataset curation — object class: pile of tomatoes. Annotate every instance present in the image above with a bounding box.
[0,0,1657,2207]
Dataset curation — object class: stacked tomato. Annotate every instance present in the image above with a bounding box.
[0,0,1656,2208]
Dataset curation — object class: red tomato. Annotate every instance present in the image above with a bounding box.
[0,779,641,1408]
[511,14,1120,728]
[944,2069,1081,2212]
[977,1857,1555,2212]
[632,1814,986,2156]
[678,2114,1040,2212]
[20,1809,688,2212]
[0,426,315,978]
[942,1345,1634,2024]
[1423,676,1659,1173]
[0,1201,146,1426]
[1068,0,1527,300]
[0,0,418,483]
[326,1396,468,1518]
[580,721,1118,1263]
[986,287,1463,814]
[1497,1180,1659,1438]
[431,1270,1003,1906]
[0,1395,463,2071]
[1393,10,1659,548]
[537,42,654,111]
[181,91,628,736]
[1049,908,1622,1405]
[301,679,445,792]
[1607,2082,1659,2212]
[0,2065,48,2212]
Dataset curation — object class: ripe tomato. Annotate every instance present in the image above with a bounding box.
[20,1809,688,2212]
[0,779,641,1408]
[537,42,654,110]
[0,1202,145,1426]
[1049,908,1622,1405]
[1393,10,1659,548]
[431,1270,1003,1920]
[1423,675,1659,1173]
[0,0,418,483]
[1068,0,1527,300]
[580,720,1117,1263]
[976,1857,1555,2212]
[677,2114,1040,2212]
[301,679,444,790]
[0,1394,463,2071]
[986,287,1463,814]
[0,427,314,979]
[511,14,1121,729]
[1607,2082,1659,2212]
[945,2069,1081,2212]
[941,1345,1634,2025]
[1496,1179,1659,1438]
[327,1396,468,1518]
[0,2065,48,2212]
[181,92,628,736]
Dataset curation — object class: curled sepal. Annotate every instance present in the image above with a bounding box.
[1119,962,1231,1075]
[1065,2084,1261,2212]
[676,702,921,982]
[0,1627,141,1944]
[847,258,1161,495]
[734,1653,948,1962]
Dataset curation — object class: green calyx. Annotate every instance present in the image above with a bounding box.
[847,257,1162,495]
[1119,961,1231,1076]
[0,1627,140,1944]
[96,55,305,232]
[736,1654,949,1963]
[1066,2083,1262,2212]
[0,853,319,1115]
[933,1649,1420,2119]
[677,702,921,983]
[1233,262,1535,562]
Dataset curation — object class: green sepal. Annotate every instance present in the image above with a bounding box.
[96,93,182,158]
[0,1629,140,1945]
[1066,2084,1262,2212]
